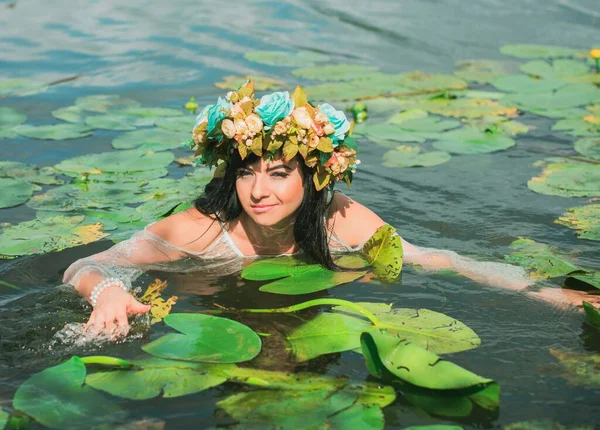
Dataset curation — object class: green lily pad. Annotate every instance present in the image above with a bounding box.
[553,117,600,137]
[569,272,600,289]
[454,59,515,84]
[14,124,93,140]
[218,389,383,430]
[55,149,174,175]
[389,116,461,133]
[155,116,194,133]
[405,97,518,119]
[542,163,600,196]
[387,108,429,124]
[0,178,33,209]
[359,224,403,281]
[504,238,580,279]
[292,64,379,81]
[0,215,108,258]
[115,106,184,119]
[13,357,125,429]
[75,95,140,113]
[527,159,600,197]
[383,145,451,168]
[520,59,590,80]
[492,74,566,93]
[549,348,600,388]
[112,128,184,151]
[500,44,580,59]
[555,204,600,241]
[0,78,47,97]
[526,107,588,118]
[51,106,85,123]
[432,128,515,154]
[0,409,7,429]
[397,72,468,91]
[86,357,227,400]
[305,74,410,102]
[582,302,600,328]
[507,84,600,111]
[463,116,530,135]
[244,50,329,67]
[241,256,366,295]
[214,75,287,91]
[287,304,480,361]
[0,107,26,137]
[84,115,137,131]
[142,313,261,363]
[361,331,495,391]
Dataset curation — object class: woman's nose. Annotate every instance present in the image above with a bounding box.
[250,174,270,200]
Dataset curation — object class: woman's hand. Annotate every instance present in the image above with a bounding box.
[84,287,151,336]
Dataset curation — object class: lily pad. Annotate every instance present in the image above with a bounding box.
[520,59,590,80]
[13,357,124,429]
[0,215,107,258]
[383,146,451,168]
[218,389,383,430]
[582,302,600,329]
[155,116,194,133]
[292,64,379,81]
[361,331,495,391]
[388,116,461,133]
[305,74,410,102]
[555,204,600,241]
[244,50,329,67]
[86,357,227,400]
[553,117,600,137]
[387,108,429,124]
[492,74,566,94]
[55,149,174,175]
[115,106,184,119]
[432,128,515,154]
[526,107,588,119]
[51,106,85,123]
[505,238,579,279]
[527,159,600,197]
[84,115,137,131]
[406,97,518,119]
[500,44,580,59]
[463,116,530,135]
[0,107,26,137]
[507,84,600,111]
[142,313,261,363]
[549,348,600,388]
[287,304,480,361]
[241,256,366,295]
[0,78,47,97]
[397,72,468,91]
[75,95,140,113]
[0,178,34,209]
[14,124,93,140]
[112,128,184,151]
[215,75,287,91]
[360,224,403,281]
[454,59,515,84]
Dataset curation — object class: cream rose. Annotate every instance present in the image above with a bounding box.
[234,118,248,135]
[245,114,263,134]
[292,107,314,129]
[221,119,236,138]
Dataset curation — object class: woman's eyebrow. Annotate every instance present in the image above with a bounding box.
[266,164,292,172]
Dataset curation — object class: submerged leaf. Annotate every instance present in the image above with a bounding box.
[382,145,451,168]
[454,59,515,84]
[142,313,261,363]
[555,204,600,241]
[549,348,600,388]
[13,357,125,429]
[139,279,178,324]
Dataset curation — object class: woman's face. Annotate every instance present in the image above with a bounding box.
[235,156,305,227]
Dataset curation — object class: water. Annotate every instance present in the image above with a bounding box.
[1,0,600,428]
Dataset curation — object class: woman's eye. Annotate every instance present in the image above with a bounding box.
[271,172,289,178]
[236,170,251,178]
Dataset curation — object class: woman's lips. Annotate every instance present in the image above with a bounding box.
[250,204,276,213]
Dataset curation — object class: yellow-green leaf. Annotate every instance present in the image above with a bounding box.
[316,136,334,153]
[291,85,307,108]
[360,224,403,282]
[282,141,299,161]
[313,167,331,191]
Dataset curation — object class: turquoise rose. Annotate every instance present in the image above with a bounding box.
[193,104,211,129]
[206,97,232,133]
[256,91,295,128]
[318,103,351,143]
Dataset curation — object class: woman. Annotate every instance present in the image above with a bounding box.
[63,82,584,335]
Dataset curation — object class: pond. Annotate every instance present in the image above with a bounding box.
[1,0,600,428]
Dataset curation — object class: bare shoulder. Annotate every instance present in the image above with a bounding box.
[326,192,386,247]
[147,207,223,253]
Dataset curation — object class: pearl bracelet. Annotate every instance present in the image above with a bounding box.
[90,278,128,308]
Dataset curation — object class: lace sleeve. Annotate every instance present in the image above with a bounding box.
[62,227,187,291]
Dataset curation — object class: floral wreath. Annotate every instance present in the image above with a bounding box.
[186,81,359,191]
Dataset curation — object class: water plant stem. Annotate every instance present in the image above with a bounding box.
[0,280,22,291]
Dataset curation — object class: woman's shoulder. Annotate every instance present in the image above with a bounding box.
[146,207,224,253]
[326,192,386,248]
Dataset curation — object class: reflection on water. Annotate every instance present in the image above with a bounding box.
[1,0,600,427]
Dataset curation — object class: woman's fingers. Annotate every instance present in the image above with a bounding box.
[129,299,152,315]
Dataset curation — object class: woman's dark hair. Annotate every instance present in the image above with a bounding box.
[194,152,339,270]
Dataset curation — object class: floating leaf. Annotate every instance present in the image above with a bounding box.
[526,107,588,119]
[115,106,184,119]
[14,124,93,140]
[542,163,600,197]
[492,74,565,93]
[13,357,124,429]
[0,78,47,97]
[500,44,579,59]
[142,313,261,363]
[241,256,366,295]
[155,116,194,133]
[51,106,85,123]
[360,224,403,281]
[0,215,107,258]
[356,123,438,144]
[582,302,600,329]
[389,116,461,133]
[75,95,140,113]
[139,279,178,324]
[406,98,518,119]
[387,108,429,124]
[555,204,600,241]
[244,50,329,67]
[215,75,287,91]
[549,348,600,388]
[454,59,515,84]
[55,149,174,175]
[520,59,590,80]
[553,117,600,137]
[305,74,410,102]
[0,178,33,209]
[292,64,379,81]
[84,115,137,131]
[398,72,467,91]
[432,128,515,154]
[86,357,226,400]
[505,238,580,279]
[507,84,600,111]
[527,159,600,197]
[112,128,184,151]
[382,145,451,168]
[0,107,26,137]
[218,389,383,430]
[463,116,530,135]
